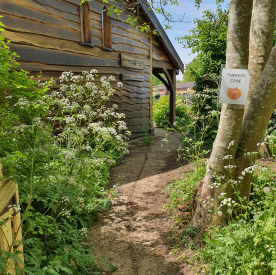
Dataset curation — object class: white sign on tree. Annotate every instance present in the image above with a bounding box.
[219,69,251,105]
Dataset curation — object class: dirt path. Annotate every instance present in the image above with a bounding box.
[88,129,199,274]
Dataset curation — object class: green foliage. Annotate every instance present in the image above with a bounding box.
[182,58,199,82]
[201,164,276,274]
[156,90,219,180]
[153,95,190,130]
[176,8,226,146]
[189,88,220,146]
[159,90,219,176]
[142,132,153,146]
[164,165,206,216]
[0,22,127,274]
[165,158,276,274]
[141,122,153,146]
[178,8,228,91]
[152,74,165,87]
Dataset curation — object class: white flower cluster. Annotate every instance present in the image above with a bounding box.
[202,197,214,209]
[8,204,21,213]
[263,187,270,194]
[61,210,71,218]
[243,151,258,157]
[223,155,233,160]
[61,196,70,204]
[6,70,131,223]
[14,97,30,109]
[220,197,236,208]
[59,72,74,82]
[241,165,257,176]
[224,164,237,171]
[76,197,85,212]
[257,142,268,146]
[210,110,220,115]
[79,227,88,238]
[208,182,221,189]
[118,120,128,131]
[85,203,95,213]
[266,244,275,253]
[228,140,235,149]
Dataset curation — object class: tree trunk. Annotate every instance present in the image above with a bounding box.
[244,0,276,156]
[235,44,276,200]
[193,0,253,224]
[244,0,276,114]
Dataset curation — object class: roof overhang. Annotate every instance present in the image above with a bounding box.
[139,0,184,73]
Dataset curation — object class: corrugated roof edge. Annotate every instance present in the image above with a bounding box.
[139,0,184,72]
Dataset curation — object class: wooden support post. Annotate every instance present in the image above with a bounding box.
[169,68,176,127]
[149,32,154,132]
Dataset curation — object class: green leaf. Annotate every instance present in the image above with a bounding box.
[58,266,74,274]
[15,151,27,159]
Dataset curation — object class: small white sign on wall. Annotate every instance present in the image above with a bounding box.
[219,69,251,105]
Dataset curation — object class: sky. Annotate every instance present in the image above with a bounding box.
[154,0,229,80]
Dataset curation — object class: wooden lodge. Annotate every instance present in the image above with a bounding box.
[0,0,184,137]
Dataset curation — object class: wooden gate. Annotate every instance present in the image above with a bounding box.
[0,179,24,275]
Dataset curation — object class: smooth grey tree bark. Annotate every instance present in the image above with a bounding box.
[245,0,276,156]
[235,43,276,200]
[234,0,276,199]
[244,0,276,114]
[193,0,253,224]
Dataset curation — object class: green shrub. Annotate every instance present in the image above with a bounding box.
[200,163,276,274]
[188,88,220,147]
[163,165,206,226]
[0,19,129,274]
[153,95,190,130]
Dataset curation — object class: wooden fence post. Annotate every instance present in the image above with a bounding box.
[0,178,24,275]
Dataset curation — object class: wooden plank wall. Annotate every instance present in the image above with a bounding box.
[0,0,175,136]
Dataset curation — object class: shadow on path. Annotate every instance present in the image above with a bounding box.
[109,128,188,187]
[88,128,199,274]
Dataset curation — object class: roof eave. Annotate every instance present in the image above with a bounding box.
[139,0,184,72]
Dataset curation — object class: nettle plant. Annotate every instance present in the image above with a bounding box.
[0,70,129,274]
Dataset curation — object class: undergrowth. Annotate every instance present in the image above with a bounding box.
[163,165,206,254]
[0,20,127,274]
[153,95,190,130]
[165,160,276,274]
[200,162,276,274]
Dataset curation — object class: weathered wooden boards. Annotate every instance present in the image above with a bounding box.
[121,74,145,82]
[121,54,145,70]
[0,0,175,135]
[0,180,24,275]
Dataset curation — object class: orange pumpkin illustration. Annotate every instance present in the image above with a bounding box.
[226,88,242,100]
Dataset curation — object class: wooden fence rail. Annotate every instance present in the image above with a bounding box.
[0,179,24,275]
